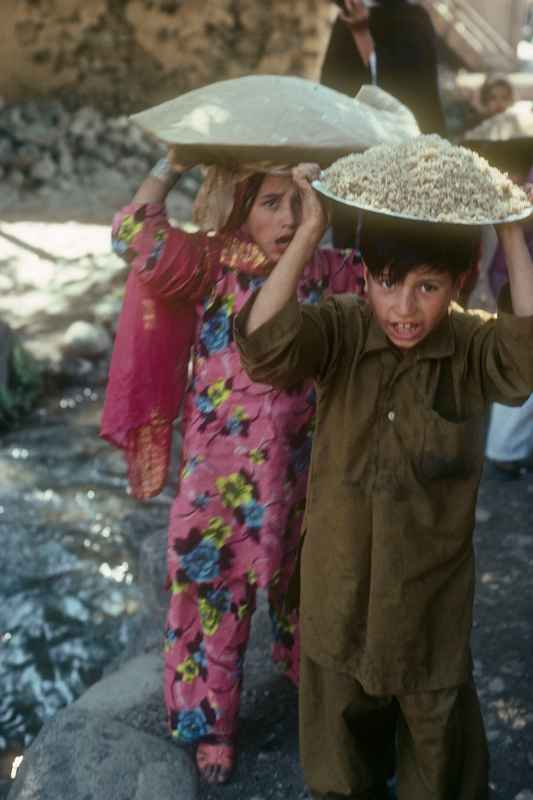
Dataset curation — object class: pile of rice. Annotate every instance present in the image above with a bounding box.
[320,134,530,223]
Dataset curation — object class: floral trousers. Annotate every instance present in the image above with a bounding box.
[164,574,299,743]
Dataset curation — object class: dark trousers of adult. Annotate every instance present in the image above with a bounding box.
[300,652,489,800]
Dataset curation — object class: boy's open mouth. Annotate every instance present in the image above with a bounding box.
[389,321,422,340]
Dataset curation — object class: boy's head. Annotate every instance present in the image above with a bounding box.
[359,215,481,352]
[480,75,514,117]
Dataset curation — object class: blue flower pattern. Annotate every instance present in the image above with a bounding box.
[241,500,265,529]
[181,540,220,582]
[175,708,209,742]
[200,308,231,354]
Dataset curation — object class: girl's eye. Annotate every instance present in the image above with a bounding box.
[381,277,394,289]
[263,197,279,209]
[420,283,439,293]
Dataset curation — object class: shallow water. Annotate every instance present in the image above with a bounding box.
[0,383,168,753]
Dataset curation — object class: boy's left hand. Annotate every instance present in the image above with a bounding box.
[523,183,533,204]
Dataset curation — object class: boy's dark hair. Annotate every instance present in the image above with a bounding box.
[480,75,514,107]
[359,214,481,284]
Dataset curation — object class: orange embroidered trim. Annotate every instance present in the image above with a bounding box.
[220,238,270,274]
[142,298,156,331]
[129,411,171,499]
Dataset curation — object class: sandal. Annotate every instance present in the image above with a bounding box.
[196,738,235,784]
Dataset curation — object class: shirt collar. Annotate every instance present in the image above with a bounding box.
[363,304,456,360]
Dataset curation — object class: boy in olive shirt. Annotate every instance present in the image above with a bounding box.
[235,165,533,799]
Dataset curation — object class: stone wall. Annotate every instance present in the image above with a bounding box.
[0,0,332,114]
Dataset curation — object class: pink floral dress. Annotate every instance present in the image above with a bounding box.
[111,202,364,743]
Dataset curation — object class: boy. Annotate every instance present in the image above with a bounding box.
[234,164,533,799]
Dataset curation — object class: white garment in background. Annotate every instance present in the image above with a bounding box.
[369,51,378,85]
[485,395,533,462]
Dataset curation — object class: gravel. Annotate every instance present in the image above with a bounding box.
[321,134,530,224]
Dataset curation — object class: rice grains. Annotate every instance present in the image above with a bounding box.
[321,134,530,223]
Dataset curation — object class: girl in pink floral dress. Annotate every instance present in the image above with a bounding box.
[102,156,364,783]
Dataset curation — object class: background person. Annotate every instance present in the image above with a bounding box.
[463,84,533,480]
[320,0,446,135]
[479,74,515,119]
[320,0,446,246]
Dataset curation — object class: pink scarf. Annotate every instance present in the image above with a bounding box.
[100,270,196,500]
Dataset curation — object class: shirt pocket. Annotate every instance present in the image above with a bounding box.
[416,408,484,483]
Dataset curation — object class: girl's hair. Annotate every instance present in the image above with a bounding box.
[221,173,266,232]
[359,213,481,283]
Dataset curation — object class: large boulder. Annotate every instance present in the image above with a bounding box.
[8,653,198,800]
[8,709,197,800]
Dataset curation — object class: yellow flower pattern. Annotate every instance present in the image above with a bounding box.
[118,214,143,244]
[249,448,266,465]
[203,517,231,548]
[216,473,253,509]
[199,598,222,636]
[177,656,200,683]
[207,379,231,408]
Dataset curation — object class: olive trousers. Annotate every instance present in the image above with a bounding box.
[300,653,489,800]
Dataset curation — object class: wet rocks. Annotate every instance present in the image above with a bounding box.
[62,321,112,360]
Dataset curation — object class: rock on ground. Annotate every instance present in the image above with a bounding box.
[7,654,197,800]
[7,708,197,800]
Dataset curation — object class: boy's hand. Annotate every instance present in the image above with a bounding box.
[496,185,533,237]
[523,183,533,204]
[338,0,370,29]
[292,162,329,241]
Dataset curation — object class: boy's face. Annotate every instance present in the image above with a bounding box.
[364,265,459,352]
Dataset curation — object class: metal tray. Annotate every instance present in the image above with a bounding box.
[312,179,533,226]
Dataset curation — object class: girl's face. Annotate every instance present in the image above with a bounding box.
[243,174,302,263]
[364,264,459,352]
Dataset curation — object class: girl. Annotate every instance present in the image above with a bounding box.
[102,154,364,783]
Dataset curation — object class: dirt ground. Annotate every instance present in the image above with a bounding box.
[2,193,532,799]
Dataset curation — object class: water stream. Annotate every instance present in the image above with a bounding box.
[0,382,168,757]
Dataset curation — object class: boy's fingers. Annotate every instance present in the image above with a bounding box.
[292,163,321,184]
[523,183,533,203]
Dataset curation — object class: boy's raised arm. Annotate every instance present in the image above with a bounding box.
[498,221,533,316]
[466,217,533,409]
[245,164,328,335]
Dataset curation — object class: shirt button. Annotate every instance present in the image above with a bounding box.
[387,410,395,422]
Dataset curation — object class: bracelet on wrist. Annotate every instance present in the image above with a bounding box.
[149,157,180,187]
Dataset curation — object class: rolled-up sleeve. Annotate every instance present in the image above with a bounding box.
[111,202,213,303]
[235,293,352,389]
[464,285,533,406]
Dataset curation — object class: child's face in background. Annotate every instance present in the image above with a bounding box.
[485,85,514,117]
[364,265,459,352]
